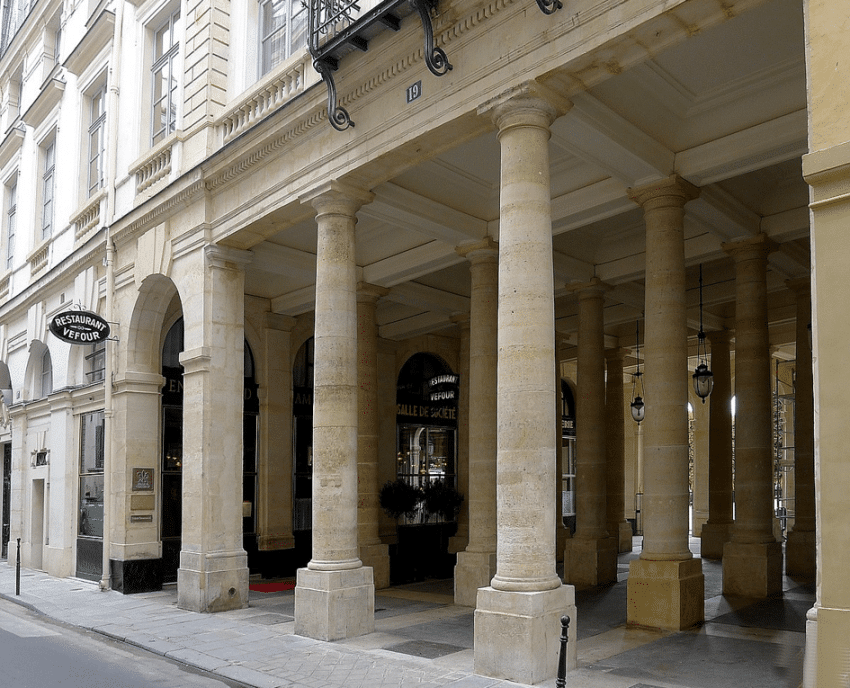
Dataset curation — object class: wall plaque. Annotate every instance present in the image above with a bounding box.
[132,468,154,491]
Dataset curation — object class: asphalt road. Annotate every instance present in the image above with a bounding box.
[0,597,250,687]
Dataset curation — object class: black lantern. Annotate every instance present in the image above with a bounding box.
[692,265,714,403]
[631,321,645,424]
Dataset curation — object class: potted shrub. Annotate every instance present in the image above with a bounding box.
[379,478,422,520]
[422,479,464,522]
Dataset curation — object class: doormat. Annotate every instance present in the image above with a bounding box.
[249,581,296,592]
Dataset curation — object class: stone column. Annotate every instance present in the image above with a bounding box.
[177,245,251,613]
[785,279,815,580]
[700,330,734,559]
[606,348,633,553]
[473,83,575,684]
[448,314,471,554]
[564,279,617,586]
[626,176,704,631]
[294,181,375,641]
[357,282,390,590]
[455,239,499,607]
[257,315,297,556]
[721,234,782,598]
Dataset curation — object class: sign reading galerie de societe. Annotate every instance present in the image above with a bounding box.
[49,310,110,344]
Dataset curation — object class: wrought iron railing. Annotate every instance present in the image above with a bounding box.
[308,0,452,130]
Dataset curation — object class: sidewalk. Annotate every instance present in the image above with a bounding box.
[0,543,810,688]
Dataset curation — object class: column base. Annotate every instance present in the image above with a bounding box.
[700,522,732,559]
[618,521,634,553]
[627,557,704,630]
[177,549,249,612]
[454,550,496,607]
[448,527,469,554]
[474,584,576,685]
[294,566,375,641]
[563,536,617,587]
[722,540,783,598]
[359,543,390,590]
[803,606,817,688]
[813,605,850,687]
[785,529,816,580]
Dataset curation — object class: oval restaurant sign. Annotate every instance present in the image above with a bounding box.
[49,310,110,344]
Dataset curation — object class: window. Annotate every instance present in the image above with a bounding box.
[5,179,17,271]
[85,342,105,383]
[41,139,55,240]
[151,9,182,146]
[79,411,105,538]
[87,85,106,197]
[40,348,53,398]
[259,0,307,76]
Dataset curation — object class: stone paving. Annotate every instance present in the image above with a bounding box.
[0,542,810,688]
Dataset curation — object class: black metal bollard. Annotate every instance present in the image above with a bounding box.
[556,614,570,687]
[15,537,21,596]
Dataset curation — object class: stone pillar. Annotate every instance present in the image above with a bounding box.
[455,239,498,607]
[257,315,297,556]
[448,314,471,554]
[177,245,251,613]
[606,348,633,553]
[721,234,782,598]
[700,330,734,559]
[294,181,375,641]
[357,282,390,590]
[785,279,815,580]
[626,176,704,631]
[564,279,617,586]
[111,370,167,592]
[473,83,575,685]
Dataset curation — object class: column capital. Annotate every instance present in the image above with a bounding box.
[356,282,389,303]
[628,175,700,210]
[204,245,253,270]
[451,312,471,329]
[565,276,610,299]
[604,346,629,365]
[705,328,733,347]
[785,276,811,296]
[479,81,571,133]
[301,180,374,216]
[265,312,297,332]
[456,237,498,262]
[721,233,778,261]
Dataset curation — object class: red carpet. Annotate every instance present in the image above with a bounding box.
[249,581,296,592]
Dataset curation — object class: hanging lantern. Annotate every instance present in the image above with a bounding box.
[631,320,645,424]
[693,265,713,403]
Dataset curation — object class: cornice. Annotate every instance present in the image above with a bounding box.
[112,179,207,247]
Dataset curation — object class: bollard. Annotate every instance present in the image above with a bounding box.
[555,614,570,688]
[15,537,21,596]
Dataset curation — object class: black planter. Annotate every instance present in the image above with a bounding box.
[391,522,457,584]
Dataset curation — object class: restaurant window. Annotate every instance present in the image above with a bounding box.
[79,410,105,539]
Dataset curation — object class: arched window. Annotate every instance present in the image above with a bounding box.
[40,348,53,398]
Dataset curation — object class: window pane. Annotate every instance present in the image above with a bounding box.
[81,411,105,473]
[79,475,104,537]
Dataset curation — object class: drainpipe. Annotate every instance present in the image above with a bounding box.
[100,0,125,592]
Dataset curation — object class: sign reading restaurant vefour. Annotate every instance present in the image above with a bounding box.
[49,310,110,344]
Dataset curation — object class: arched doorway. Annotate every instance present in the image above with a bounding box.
[160,318,261,582]
[291,337,314,569]
[392,352,459,582]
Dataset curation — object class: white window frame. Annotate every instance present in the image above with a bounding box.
[87,83,106,198]
[259,0,307,77]
[5,177,17,272]
[40,348,52,398]
[150,8,182,146]
[40,137,56,240]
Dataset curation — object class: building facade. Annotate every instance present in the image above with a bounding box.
[0,0,844,684]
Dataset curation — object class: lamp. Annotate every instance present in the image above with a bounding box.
[631,320,645,423]
[692,264,714,403]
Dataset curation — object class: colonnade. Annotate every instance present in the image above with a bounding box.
[154,84,814,685]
